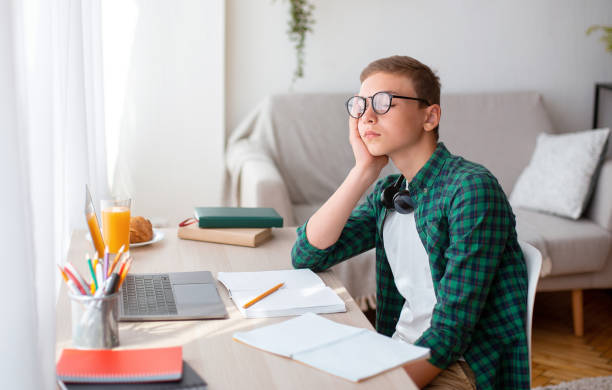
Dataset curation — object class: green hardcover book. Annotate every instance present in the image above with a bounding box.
[194,207,283,229]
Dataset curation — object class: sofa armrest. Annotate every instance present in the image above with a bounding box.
[586,157,612,232]
[240,159,296,226]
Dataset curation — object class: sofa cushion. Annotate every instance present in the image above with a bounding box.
[514,207,612,277]
[509,128,610,219]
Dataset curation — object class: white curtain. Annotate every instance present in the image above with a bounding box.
[1,0,108,388]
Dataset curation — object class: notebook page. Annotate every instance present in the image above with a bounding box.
[233,312,363,358]
[217,269,325,292]
[231,286,346,318]
[294,330,430,382]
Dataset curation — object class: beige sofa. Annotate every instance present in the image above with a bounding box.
[225,91,612,336]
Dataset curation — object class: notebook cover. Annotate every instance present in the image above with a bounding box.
[57,347,182,383]
[177,224,272,247]
[194,207,283,229]
[58,361,206,390]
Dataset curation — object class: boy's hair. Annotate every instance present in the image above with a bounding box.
[360,55,441,139]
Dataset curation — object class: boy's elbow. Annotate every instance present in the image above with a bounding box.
[291,244,324,271]
[291,257,305,269]
[291,244,308,269]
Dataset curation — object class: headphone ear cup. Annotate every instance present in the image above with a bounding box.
[381,186,395,209]
[381,175,405,210]
[393,190,416,214]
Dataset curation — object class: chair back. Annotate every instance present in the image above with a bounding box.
[518,240,542,384]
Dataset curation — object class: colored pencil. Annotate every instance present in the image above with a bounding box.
[118,257,133,289]
[86,254,97,292]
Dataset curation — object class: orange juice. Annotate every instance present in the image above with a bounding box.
[102,206,131,253]
[86,212,106,259]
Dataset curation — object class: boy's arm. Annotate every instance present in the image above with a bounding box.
[292,115,389,271]
[403,360,442,389]
[291,176,388,271]
[307,114,388,249]
[306,166,379,249]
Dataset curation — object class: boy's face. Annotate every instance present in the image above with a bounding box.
[357,72,434,157]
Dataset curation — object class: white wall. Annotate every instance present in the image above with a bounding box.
[101,1,612,225]
[102,0,224,225]
[227,0,612,136]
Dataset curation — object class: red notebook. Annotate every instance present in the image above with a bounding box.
[56,347,182,383]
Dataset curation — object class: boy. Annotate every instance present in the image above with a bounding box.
[291,56,529,389]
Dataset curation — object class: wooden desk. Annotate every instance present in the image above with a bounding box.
[56,228,416,389]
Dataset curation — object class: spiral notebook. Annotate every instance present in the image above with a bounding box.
[57,362,207,389]
[56,347,183,383]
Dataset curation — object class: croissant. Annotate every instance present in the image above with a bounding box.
[130,216,153,243]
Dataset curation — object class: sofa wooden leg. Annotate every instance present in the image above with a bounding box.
[571,289,584,337]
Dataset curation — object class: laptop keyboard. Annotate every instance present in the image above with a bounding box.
[121,274,178,316]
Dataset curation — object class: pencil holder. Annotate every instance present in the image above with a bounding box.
[69,292,120,349]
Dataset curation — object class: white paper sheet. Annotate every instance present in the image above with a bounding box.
[233,313,430,382]
[217,269,325,291]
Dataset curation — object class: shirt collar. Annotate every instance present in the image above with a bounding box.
[406,142,450,194]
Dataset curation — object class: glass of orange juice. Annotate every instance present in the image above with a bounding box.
[101,198,131,254]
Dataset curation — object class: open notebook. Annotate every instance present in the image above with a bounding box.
[217,269,345,318]
[233,312,430,382]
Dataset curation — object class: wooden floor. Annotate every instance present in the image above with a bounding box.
[362,289,612,388]
[531,289,612,387]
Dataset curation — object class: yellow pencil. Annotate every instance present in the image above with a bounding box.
[242,283,284,309]
[57,264,69,282]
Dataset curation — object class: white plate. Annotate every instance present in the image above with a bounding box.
[85,229,165,248]
[130,229,165,247]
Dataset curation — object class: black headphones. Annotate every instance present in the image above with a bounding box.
[381,175,416,214]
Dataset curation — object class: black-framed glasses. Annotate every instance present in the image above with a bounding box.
[345,91,430,119]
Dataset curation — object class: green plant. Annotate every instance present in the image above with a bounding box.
[586,25,612,52]
[285,0,315,83]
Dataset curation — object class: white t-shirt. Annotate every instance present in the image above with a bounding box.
[383,210,437,344]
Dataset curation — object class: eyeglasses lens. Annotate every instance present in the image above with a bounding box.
[348,97,366,118]
[372,93,391,114]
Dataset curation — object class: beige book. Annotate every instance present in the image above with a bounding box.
[177,223,272,247]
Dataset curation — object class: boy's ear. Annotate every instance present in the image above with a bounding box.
[423,105,441,131]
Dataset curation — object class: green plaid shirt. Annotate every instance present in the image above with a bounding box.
[291,142,529,389]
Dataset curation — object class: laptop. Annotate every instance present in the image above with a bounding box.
[119,271,228,321]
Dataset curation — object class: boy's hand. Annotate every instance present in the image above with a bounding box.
[349,117,388,181]
[305,116,388,250]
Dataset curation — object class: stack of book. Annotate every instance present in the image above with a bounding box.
[177,207,283,248]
